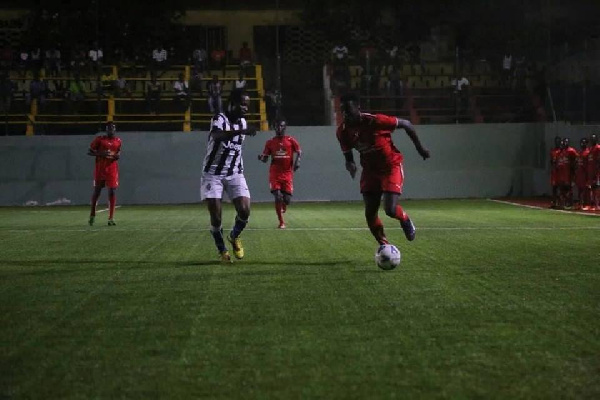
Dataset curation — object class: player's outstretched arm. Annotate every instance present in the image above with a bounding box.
[397,118,430,160]
[343,151,357,179]
[293,150,302,171]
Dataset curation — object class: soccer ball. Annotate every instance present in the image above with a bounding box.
[375,244,401,270]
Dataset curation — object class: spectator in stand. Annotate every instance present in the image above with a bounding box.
[387,65,404,110]
[0,72,14,114]
[234,70,247,91]
[26,72,47,112]
[173,72,190,111]
[66,74,86,113]
[17,46,29,77]
[386,44,401,68]
[210,47,226,74]
[114,72,131,98]
[30,46,42,71]
[70,46,87,77]
[451,74,470,114]
[146,73,162,114]
[192,45,208,76]
[88,41,104,76]
[264,88,280,129]
[359,41,378,70]
[100,69,117,96]
[331,43,349,67]
[206,74,223,114]
[331,64,350,96]
[44,46,61,77]
[152,44,168,77]
[238,41,253,74]
[190,66,203,96]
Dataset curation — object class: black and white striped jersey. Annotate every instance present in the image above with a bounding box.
[202,113,248,176]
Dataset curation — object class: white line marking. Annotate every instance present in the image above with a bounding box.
[96,205,122,214]
[489,199,600,217]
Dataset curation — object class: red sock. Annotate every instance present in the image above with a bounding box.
[367,216,388,245]
[108,192,116,219]
[275,201,284,224]
[90,192,99,217]
[395,205,408,221]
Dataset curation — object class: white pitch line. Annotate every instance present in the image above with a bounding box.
[96,205,122,214]
[489,199,600,217]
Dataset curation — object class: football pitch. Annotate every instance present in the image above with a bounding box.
[1,200,599,399]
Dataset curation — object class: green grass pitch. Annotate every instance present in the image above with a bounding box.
[1,200,599,399]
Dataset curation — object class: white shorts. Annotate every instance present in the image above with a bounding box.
[200,172,251,201]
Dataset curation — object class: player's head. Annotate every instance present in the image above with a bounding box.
[591,134,598,146]
[554,135,562,147]
[340,92,361,125]
[580,137,588,149]
[561,137,570,149]
[275,118,286,136]
[106,121,116,137]
[227,89,249,120]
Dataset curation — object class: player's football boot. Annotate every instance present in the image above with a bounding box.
[400,217,416,241]
[108,219,116,226]
[227,235,244,259]
[278,222,286,229]
[220,250,233,264]
[88,216,95,226]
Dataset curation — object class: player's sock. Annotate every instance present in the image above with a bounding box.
[230,216,248,239]
[367,216,388,245]
[282,202,287,214]
[108,192,116,220]
[210,226,227,252]
[394,205,408,221]
[275,201,284,224]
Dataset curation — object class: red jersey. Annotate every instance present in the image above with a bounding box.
[336,113,402,173]
[575,148,590,187]
[556,146,577,184]
[587,144,600,177]
[262,135,301,176]
[550,147,561,172]
[90,135,121,178]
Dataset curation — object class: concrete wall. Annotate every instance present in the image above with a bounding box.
[0,123,597,206]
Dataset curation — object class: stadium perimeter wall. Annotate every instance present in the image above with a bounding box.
[0,123,596,206]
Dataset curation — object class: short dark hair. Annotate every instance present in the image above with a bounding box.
[229,88,247,105]
[340,92,359,104]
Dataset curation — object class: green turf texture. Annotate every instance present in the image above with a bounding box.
[1,200,599,399]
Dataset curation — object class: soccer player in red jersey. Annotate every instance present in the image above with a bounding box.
[555,137,578,209]
[549,136,562,208]
[87,121,122,226]
[575,137,590,210]
[258,118,302,229]
[336,93,430,245]
[588,134,600,210]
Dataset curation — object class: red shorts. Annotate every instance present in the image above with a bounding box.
[94,173,119,188]
[269,175,293,194]
[550,171,558,187]
[360,164,404,194]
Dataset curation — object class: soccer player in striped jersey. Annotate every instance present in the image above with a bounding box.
[336,93,430,246]
[201,89,257,263]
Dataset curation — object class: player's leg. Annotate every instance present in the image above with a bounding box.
[363,192,388,245]
[271,189,285,228]
[107,188,117,225]
[201,174,231,262]
[107,175,119,225]
[281,179,294,214]
[89,181,103,225]
[226,174,251,259]
[206,198,231,262]
[383,191,416,241]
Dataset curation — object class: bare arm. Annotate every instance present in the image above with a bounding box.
[397,118,430,160]
[343,150,357,179]
[293,150,302,171]
[211,125,257,141]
